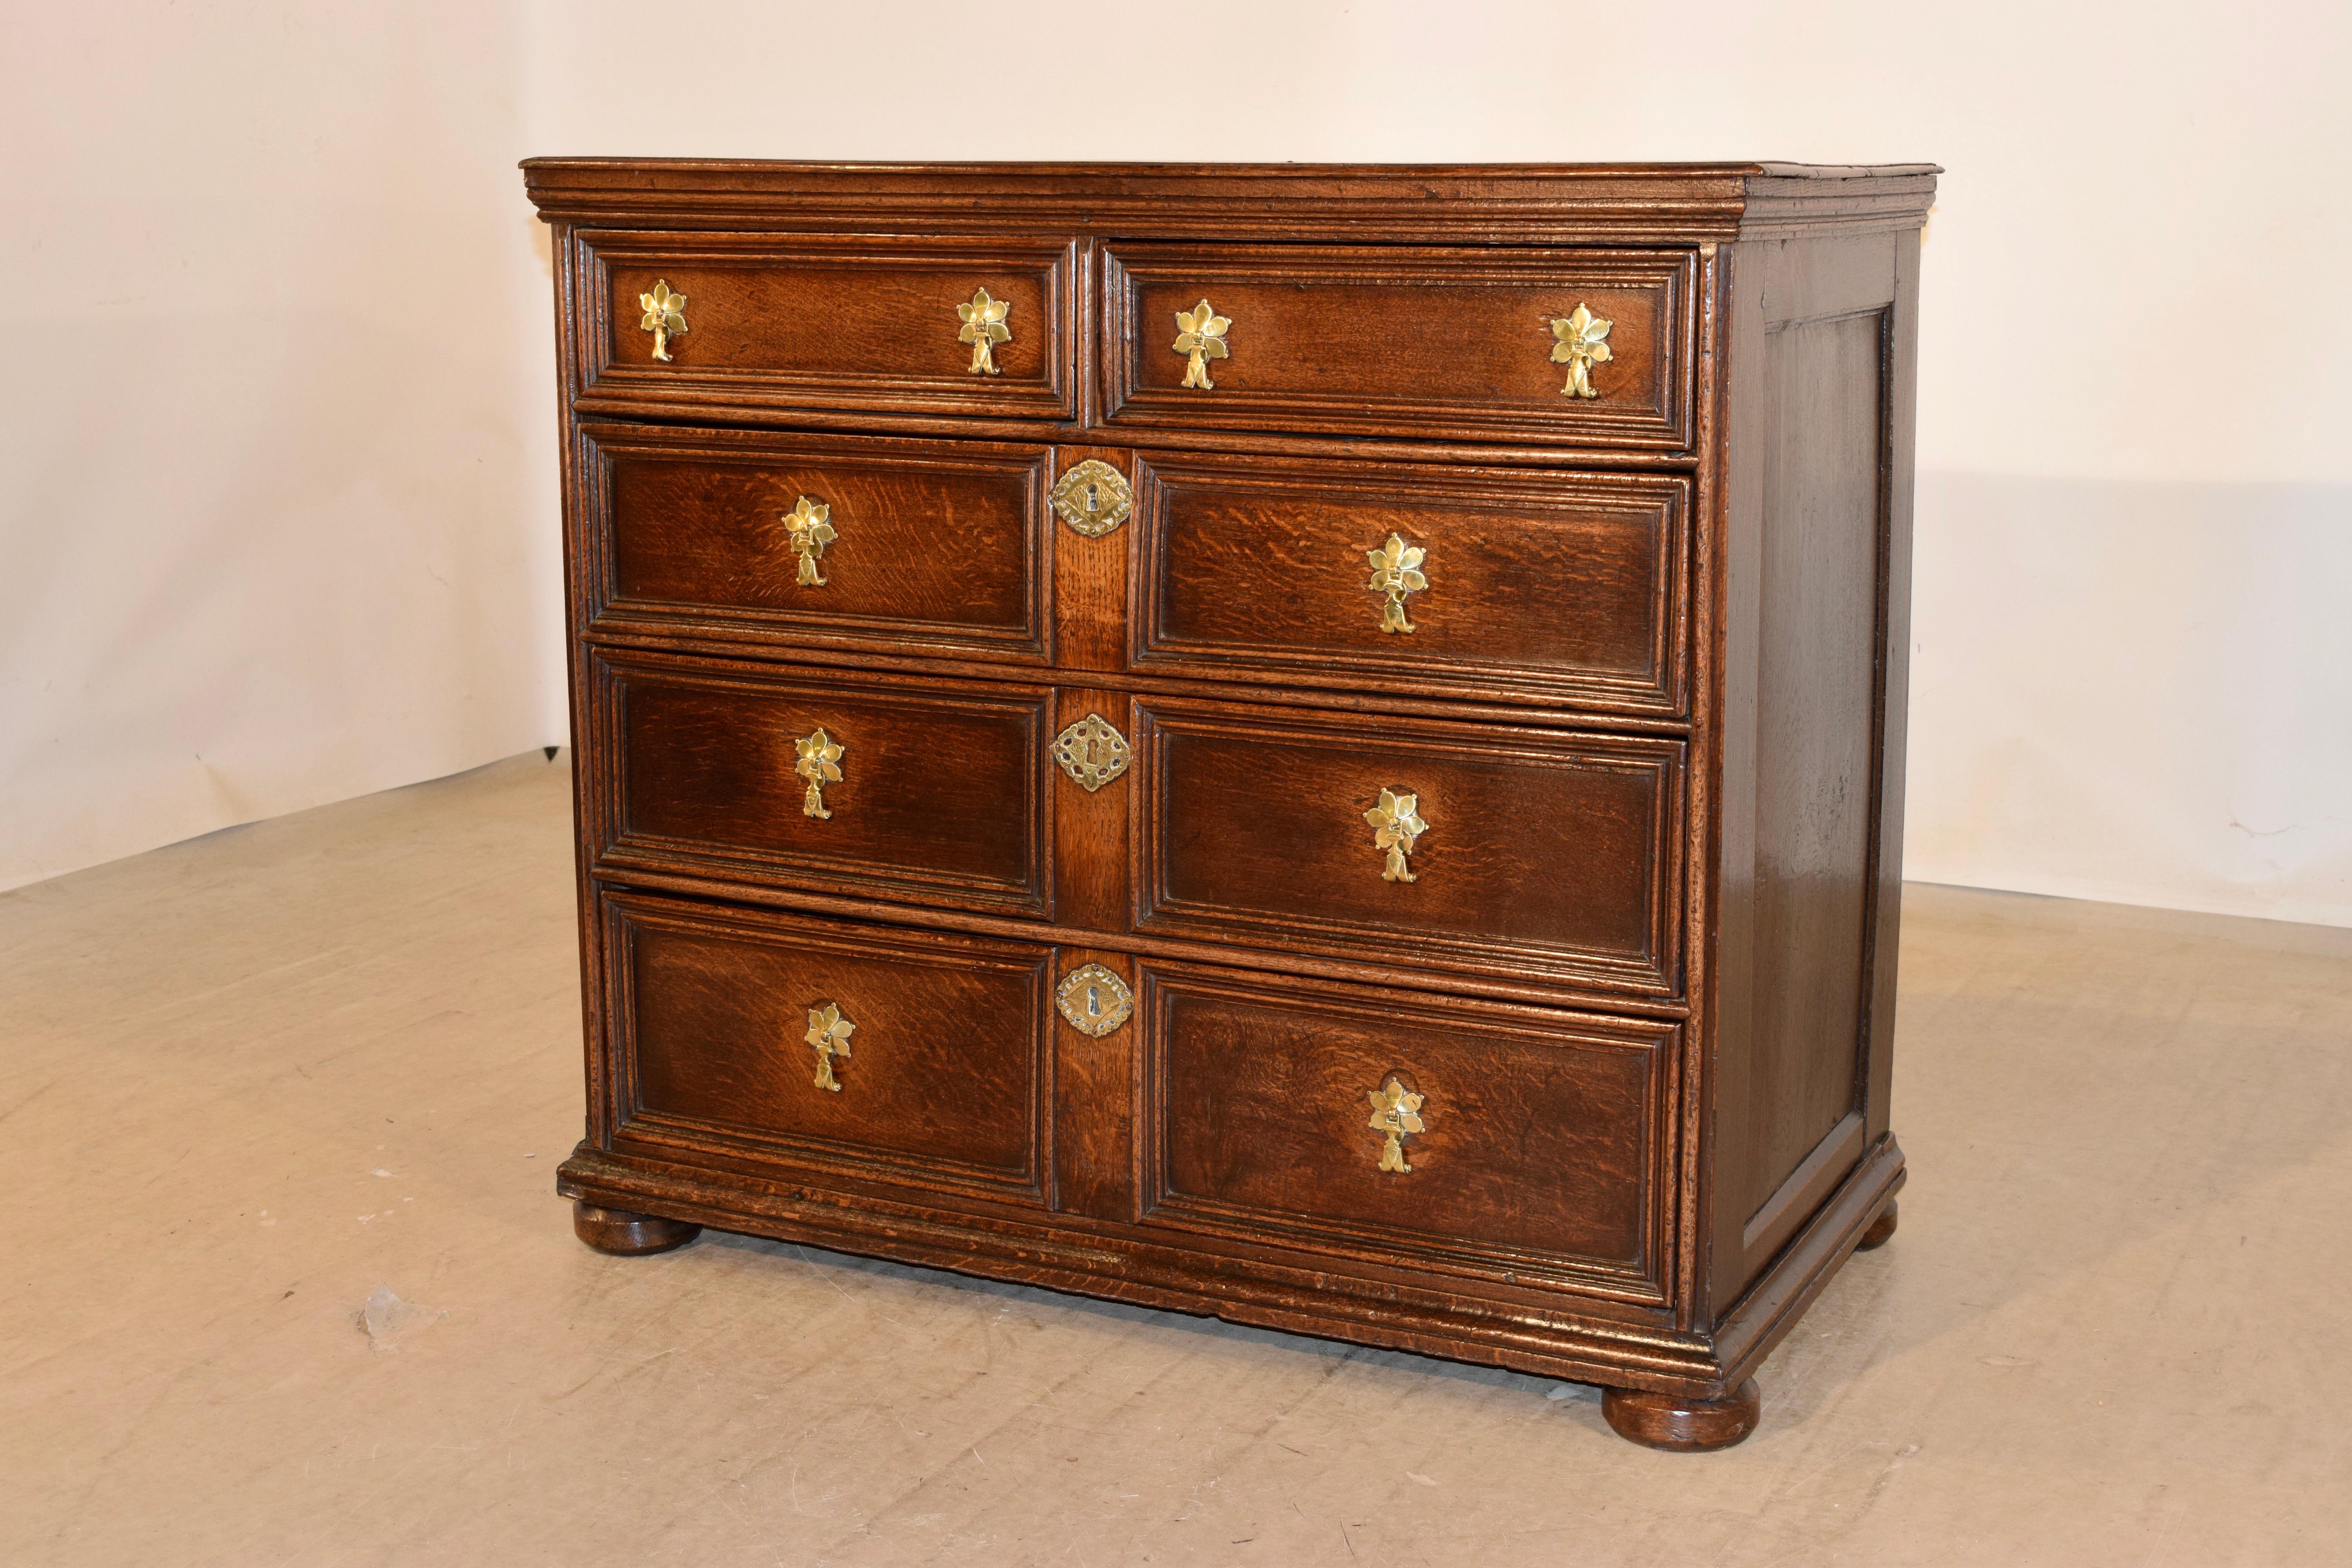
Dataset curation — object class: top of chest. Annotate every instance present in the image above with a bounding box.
[523,160,1936,245]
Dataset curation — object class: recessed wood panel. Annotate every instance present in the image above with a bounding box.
[608,893,1052,1200]
[1140,964,1672,1298]
[1101,244,1694,449]
[579,230,1077,422]
[1134,699,1684,998]
[592,652,1053,919]
[1131,451,1688,714]
[582,423,1053,663]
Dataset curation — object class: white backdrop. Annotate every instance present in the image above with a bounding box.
[5,0,2347,924]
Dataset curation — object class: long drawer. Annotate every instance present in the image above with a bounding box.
[579,422,1053,663]
[603,892,1053,1203]
[1129,450,1689,715]
[1138,963,1673,1299]
[575,229,1079,423]
[1100,243,1695,449]
[1133,697,1685,998]
[586,650,1054,919]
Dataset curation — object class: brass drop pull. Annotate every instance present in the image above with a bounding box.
[1363,788,1427,883]
[1366,1076,1425,1173]
[956,287,1013,375]
[805,1002,857,1092]
[1055,963,1134,1037]
[778,495,837,586]
[1550,303,1612,398]
[1365,533,1428,634]
[795,727,844,819]
[1172,298,1232,390]
[639,279,688,362]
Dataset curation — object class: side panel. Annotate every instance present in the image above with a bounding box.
[1710,230,1911,1316]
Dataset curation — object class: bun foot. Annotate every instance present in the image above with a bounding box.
[1602,1379,1762,1452]
[1855,1199,1899,1251]
[573,1201,701,1256]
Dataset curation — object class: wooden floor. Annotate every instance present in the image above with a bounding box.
[4,752,2348,1566]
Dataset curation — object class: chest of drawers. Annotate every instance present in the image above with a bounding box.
[524,160,1934,1451]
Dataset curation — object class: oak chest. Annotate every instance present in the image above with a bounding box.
[524,160,1933,1450]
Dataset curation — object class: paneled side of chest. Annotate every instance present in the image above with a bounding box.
[526,160,1933,1451]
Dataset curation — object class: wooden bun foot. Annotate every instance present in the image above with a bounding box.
[1855,1199,1899,1251]
[1602,1378,1762,1452]
[573,1201,702,1256]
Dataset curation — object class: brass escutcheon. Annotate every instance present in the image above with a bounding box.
[1051,460,1133,538]
[1365,533,1428,634]
[1056,964,1134,1038]
[778,495,837,586]
[1052,715,1132,792]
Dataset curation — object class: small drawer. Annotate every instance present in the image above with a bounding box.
[1131,451,1689,715]
[1134,699,1684,998]
[1101,244,1694,450]
[588,651,1054,919]
[605,892,1052,1203]
[577,230,1078,423]
[1139,964,1673,1298]
[581,423,1053,663]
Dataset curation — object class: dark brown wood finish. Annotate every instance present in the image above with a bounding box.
[605,893,1053,1203]
[578,231,1079,423]
[1101,244,1693,450]
[1131,451,1689,715]
[1133,697,1685,998]
[529,160,1933,1450]
[1139,964,1674,1302]
[588,650,1055,919]
[583,422,1054,663]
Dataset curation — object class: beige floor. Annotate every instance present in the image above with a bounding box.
[4,753,2349,1567]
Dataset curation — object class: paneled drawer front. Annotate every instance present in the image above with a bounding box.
[591,652,1053,919]
[1135,700,1684,998]
[1100,245,1694,449]
[1131,452,1689,715]
[578,230,1077,422]
[606,892,1052,1203]
[583,423,1052,662]
[1140,964,1671,1299]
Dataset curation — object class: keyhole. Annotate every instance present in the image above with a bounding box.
[1084,985,1103,1018]
[1083,483,1100,513]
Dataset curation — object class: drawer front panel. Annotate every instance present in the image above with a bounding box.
[1131,452,1688,715]
[584,423,1052,662]
[1141,965,1672,1298]
[1101,245,1694,449]
[579,230,1078,421]
[607,893,1051,1201]
[593,652,1052,918]
[1136,701,1683,997]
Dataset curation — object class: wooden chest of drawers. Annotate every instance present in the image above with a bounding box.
[524,160,1934,1451]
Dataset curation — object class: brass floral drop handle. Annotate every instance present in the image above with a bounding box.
[795,727,844,819]
[1365,533,1428,634]
[1363,788,1428,883]
[956,287,1013,375]
[1550,303,1612,398]
[1366,1076,1426,1173]
[805,1002,856,1092]
[639,279,688,362]
[1172,299,1232,389]
[777,496,837,586]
